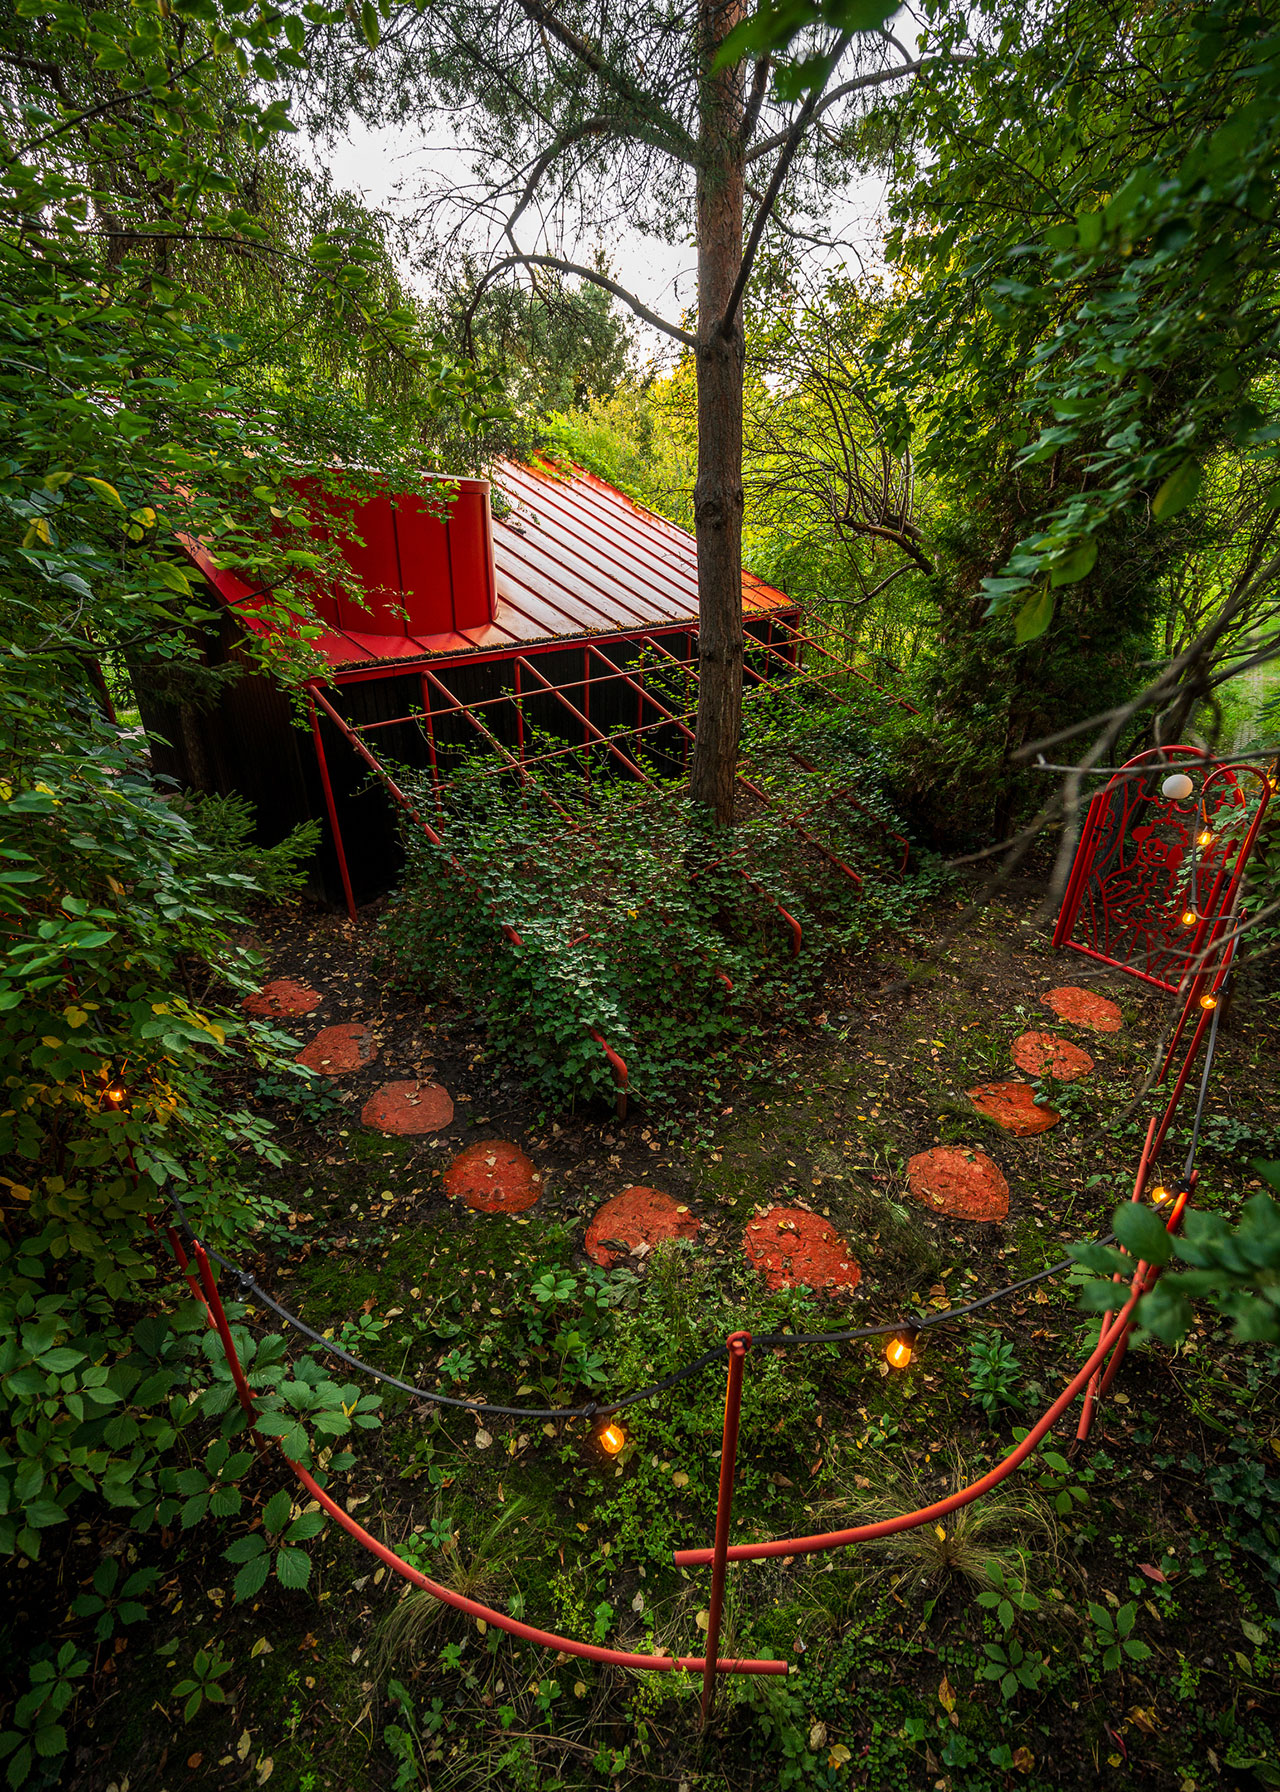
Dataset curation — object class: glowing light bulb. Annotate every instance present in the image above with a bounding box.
[1181,909,1197,927]
[1150,1185,1172,1206]
[885,1332,915,1370]
[1199,992,1218,1011]
[103,1082,126,1106]
[598,1422,626,1456]
[1197,830,1214,849]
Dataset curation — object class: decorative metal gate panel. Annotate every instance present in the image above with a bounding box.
[1053,748,1272,994]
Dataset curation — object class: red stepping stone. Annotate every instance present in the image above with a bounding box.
[906,1147,1009,1221]
[969,1081,1060,1136]
[362,1080,454,1135]
[584,1187,700,1267]
[742,1206,861,1295]
[1040,986,1122,1033]
[242,978,322,1019]
[1011,1031,1094,1082]
[442,1141,543,1214]
[295,1022,377,1076]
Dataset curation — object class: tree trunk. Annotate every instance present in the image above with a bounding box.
[689,0,745,827]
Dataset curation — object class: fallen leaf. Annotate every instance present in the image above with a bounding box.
[256,1760,273,1786]
[474,1429,493,1449]
[829,1744,851,1768]
[672,1471,689,1488]
[187,1756,203,1771]
[250,1638,272,1658]
[696,1609,710,1632]
[809,1722,828,1751]
[937,1674,955,1714]
[574,1681,587,1698]
[1137,1564,1167,1583]
[237,1732,252,1762]
[1013,1746,1034,1772]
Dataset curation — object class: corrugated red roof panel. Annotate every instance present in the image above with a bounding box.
[190,459,794,673]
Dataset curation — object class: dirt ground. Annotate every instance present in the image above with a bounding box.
[50,878,1280,1792]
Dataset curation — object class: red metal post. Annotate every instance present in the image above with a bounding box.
[307,689,358,922]
[701,1332,751,1729]
[193,1244,258,1425]
[419,673,442,805]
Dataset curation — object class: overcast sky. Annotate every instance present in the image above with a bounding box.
[308,116,894,365]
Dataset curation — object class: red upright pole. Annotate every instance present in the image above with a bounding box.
[307,689,358,922]
[701,1332,751,1730]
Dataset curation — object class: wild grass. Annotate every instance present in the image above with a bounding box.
[817,1446,1063,1599]
[371,1497,536,1675]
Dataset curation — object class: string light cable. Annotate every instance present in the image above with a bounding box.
[163,1191,1117,1422]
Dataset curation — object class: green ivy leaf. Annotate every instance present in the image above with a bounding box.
[1152,460,1203,520]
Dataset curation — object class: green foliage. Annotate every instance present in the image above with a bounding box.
[977,1636,1047,1703]
[966,1330,1021,1418]
[384,686,935,1110]
[1071,1162,1280,1343]
[70,1556,160,1643]
[0,1644,88,1791]
[873,0,1280,619]
[223,1482,329,1601]
[974,1559,1041,1635]
[173,793,320,905]
[172,1645,234,1724]
[1085,1599,1152,1673]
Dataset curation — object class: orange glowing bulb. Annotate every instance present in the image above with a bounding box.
[885,1333,914,1370]
[1181,909,1197,926]
[1197,830,1213,848]
[104,1084,126,1105]
[1199,993,1218,1011]
[598,1423,626,1456]
[1150,1185,1172,1206]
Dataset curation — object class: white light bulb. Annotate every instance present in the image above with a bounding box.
[1161,772,1194,800]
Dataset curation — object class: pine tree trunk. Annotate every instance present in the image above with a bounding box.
[689,0,745,827]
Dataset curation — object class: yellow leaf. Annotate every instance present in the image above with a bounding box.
[0,1177,32,1202]
[935,1526,946,1542]
[255,1759,273,1786]
[64,1007,89,1028]
[41,1036,62,1049]
[84,476,124,507]
[672,1471,690,1488]
[250,1638,272,1658]
[573,1681,586,1698]
[1013,1747,1034,1773]
[151,1003,169,1015]
[42,470,75,489]
[22,518,52,548]
[937,1674,956,1713]
[695,1610,710,1632]
[829,1745,851,1768]
[131,507,157,529]
[237,1733,252,1762]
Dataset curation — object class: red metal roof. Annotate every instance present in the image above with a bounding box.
[190,459,794,674]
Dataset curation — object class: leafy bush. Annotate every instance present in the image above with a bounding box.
[173,792,321,905]
[383,688,942,1111]
[1071,1163,1280,1344]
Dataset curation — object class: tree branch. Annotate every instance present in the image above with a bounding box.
[744,57,934,164]
[717,34,853,339]
[479,252,696,347]
[509,0,696,163]
[740,55,771,146]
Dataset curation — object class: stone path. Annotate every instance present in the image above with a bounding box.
[584,1187,700,1267]
[741,1206,861,1294]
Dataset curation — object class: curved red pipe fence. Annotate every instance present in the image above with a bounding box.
[171,745,1261,1692]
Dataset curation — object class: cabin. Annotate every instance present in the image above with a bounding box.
[142,459,800,909]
